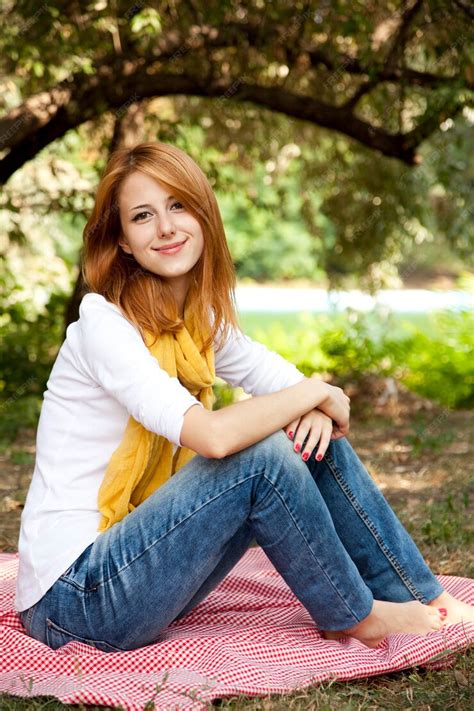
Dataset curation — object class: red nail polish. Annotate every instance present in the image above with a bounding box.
[316,454,323,461]
[438,607,447,616]
[288,431,294,439]
[302,452,309,461]
[294,443,301,452]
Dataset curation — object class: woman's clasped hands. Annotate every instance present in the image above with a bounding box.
[283,378,351,463]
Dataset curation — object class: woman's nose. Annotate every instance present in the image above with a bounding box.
[157,214,176,237]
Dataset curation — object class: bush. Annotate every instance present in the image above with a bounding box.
[251,309,474,409]
[1,302,472,449]
[0,290,69,402]
[402,311,474,408]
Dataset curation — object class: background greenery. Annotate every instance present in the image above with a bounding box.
[1,2,473,424]
[1,106,473,423]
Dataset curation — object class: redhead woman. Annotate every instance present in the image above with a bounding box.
[15,142,473,653]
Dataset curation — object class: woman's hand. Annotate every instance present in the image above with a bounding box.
[283,408,346,463]
[314,379,351,437]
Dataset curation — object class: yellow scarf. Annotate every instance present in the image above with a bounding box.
[97,302,215,532]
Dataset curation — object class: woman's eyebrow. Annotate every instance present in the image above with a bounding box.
[129,196,176,211]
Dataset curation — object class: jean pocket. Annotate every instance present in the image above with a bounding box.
[58,543,95,587]
[45,616,126,653]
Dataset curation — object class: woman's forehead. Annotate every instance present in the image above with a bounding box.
[118,172,174,206]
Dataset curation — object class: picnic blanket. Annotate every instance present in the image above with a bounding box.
[0,548,472,710]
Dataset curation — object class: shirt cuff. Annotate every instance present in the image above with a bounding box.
[174,401,204,447]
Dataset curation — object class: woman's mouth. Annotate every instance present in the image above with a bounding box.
[152,239,188,255]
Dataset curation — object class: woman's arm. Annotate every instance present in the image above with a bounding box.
[213,323,305,395]
[180,377,349,458]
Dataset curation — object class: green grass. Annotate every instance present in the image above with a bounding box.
[421,493,472,547]
[238,311,434,340]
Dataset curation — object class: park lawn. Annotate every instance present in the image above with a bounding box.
[239,311,434,340]
[0,382,472,710]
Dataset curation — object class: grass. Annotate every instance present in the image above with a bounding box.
[238,311,436,340]
[0,382,472,709]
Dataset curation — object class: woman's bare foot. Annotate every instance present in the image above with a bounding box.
[322,600,445,648]
[427,591,474,628]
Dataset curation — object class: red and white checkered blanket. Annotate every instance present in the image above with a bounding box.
[0,549,472,710]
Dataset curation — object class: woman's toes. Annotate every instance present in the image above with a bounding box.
[429,608,444,629]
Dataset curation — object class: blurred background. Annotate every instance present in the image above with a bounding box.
[0,0,473,560]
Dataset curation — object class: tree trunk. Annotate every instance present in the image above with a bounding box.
[62,250,89,341]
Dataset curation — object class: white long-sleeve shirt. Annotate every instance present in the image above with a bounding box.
[15,293,305,612]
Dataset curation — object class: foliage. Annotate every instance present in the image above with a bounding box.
[250,308,474,408]
[0,1,473,288]
[0,395,41,448]
[0,290,70,403]
[1,0,472,158]
[402,311,474,408]
[219,161,325,282]
[1,298,472,436]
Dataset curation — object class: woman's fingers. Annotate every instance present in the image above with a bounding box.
[299,424,322,462]
[330,423,346,440]
[284,418,301,441]
[291,423,311,455]
[285,409,346,464]
[315,419,333,460]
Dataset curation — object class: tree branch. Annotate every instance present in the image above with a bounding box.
[305,45,471,90]
[342,79,379,110]
[0,59,436,185]
[217,19,469,90]
[0,15,471,182]
[401,95,466,154]
[452,0,474,21]
[383,0,424,74]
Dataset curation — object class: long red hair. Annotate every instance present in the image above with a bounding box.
[82,141,241,351]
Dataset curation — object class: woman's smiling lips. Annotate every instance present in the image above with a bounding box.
[152,239,188,255]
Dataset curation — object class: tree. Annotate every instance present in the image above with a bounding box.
[1,0,472,185]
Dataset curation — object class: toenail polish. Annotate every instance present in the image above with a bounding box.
[288,431,294,439]
[294,443,301,452]
[302,452,309,461]
[316,454,323,461]
[438,607,447,616]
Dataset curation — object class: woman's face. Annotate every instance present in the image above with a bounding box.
[118,171,204,307]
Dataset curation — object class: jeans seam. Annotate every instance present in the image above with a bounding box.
[19,603,37,633]
[90,468,268,589]
[259,471,368,624]
[324,452,426,603]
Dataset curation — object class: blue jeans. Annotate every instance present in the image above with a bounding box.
[19,430,443,652]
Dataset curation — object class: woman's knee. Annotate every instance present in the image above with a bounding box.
[253,427,292,453]
[326,434,356,462]
[249,429,304,474]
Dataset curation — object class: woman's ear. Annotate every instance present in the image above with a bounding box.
[118,236,132,254]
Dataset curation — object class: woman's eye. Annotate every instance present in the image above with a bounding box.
[132,204,183,221]
[132,211,151,222]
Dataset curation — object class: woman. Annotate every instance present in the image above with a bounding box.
[16,142,473,653]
